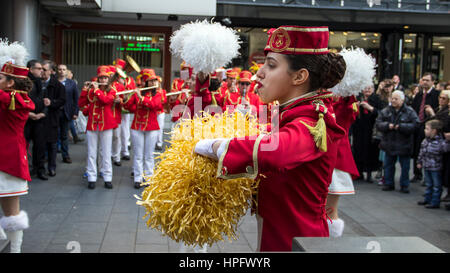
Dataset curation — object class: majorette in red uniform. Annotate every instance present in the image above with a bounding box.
[169,61,192,123]
[123,68,162,189]
[325,95,360,237]
[114,58,137,161]
[82,65,119,189]
[194,26,347,251]
[0,61,35,253]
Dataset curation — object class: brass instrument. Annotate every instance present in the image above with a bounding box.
[113,55,141,80]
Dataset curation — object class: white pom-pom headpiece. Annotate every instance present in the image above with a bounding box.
[0,38,29,67]
[330,47,376,97]
[170,20,241,74]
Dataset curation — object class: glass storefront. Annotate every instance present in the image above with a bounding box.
[62,30,165,87]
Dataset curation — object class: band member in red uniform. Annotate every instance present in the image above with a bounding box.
[114,58,136,161]
[155,75,167,150]
[124,69,162,189]
[219,70,237,99]
[108,65,125,166]
[194,26,347,251]
[168,62,192,123]
[83,65,119,190]
[235,70,262,116]
[0,61,35,253]
[326,95,359,237]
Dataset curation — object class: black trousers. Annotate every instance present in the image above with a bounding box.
[24,120,46,174]
[46,141,58,171]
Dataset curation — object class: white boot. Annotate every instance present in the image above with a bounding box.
[327,218,344,238]
[6,230,23,253]
[0,211,29,253]
[0,225,6,240]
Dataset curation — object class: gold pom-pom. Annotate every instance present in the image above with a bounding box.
[135,111,264,247]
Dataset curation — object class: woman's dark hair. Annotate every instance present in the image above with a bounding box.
[285,53,346,92]
[6,75,33,93]
[209,78,221,92]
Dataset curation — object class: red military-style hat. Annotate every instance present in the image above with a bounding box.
[97,65,110,78]
[140,68,158,82]
[264,26,329,55]
[108,65,116,76]
[1,62,29,79]
[238,70,252,83]
[225,69,237,79]
[114,58,126,70]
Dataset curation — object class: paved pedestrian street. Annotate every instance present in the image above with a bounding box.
[5,130,450,253]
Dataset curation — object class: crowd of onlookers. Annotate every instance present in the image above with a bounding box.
[25,60,83,181]
[351,72,450,210]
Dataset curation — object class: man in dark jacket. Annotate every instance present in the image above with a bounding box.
[25,60,48,180]
[376,91,419,193]
[41,60,66,177]
[411,72,440,183]
[57,64,79,164]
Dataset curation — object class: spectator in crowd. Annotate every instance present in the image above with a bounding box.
[405,84,421,106]
[352,84,383,183]
[392,74,405,92]
[436,82,447,91]
[57,64,79,164]
[376,90,419,193]
[424,90,450,202]
[411,72,440,183]
[24,60,48,180]
[41,60,66,177]
[417,119,450,209]
[376,79,394,109]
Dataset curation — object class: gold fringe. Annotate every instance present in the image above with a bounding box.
[299,112,327,152]
[8,91,16,111]
[352,102,358,113]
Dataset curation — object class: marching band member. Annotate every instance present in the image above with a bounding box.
[194,26,347,251]
[0,57,35,252]
[219,69,237,99]
[109,65,125,167]
[235,70,261,116]
[83,65,119,190]
[115,58,136,161]
[209,71,224,108]
[155,75,167,150]
[124,69,162,189]
[221,70,240,113]
[326,95,360,237]
[168,61,192,123]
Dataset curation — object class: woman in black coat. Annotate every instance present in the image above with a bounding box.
[352,85,383,182]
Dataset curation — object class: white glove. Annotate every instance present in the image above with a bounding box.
[194,138,229,160]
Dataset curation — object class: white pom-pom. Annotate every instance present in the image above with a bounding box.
[170,20,241,73]
[330,47,376,97]
[0,38,29,67]
[8,41,29,66]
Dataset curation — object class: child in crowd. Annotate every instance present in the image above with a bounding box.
[417,119,450,208]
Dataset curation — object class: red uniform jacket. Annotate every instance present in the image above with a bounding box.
[85,87,118,131]
[332,96,360,179]
[169,78,188,122]
[157,89,167,115]
[78,87,90,116]
[186,76,212,118]
[216,91,345,251]
[124,92,162,131]
[122,76,136,114]
[112,81,125,125]
[0,90,35,181]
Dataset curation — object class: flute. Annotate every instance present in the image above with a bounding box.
[116,85,158,96]
[165,89,192,97]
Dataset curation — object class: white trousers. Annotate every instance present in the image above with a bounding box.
[120,113,133,156]
[112,127,121,162]
[86,130,113,182]
[156,113,165,147]
[131,129,158,183]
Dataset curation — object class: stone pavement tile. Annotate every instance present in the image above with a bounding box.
[237,218,257,233]
[53,185,84,198]
[240,232,258,251]
[75,188,117,205]
[51,221,108,245]
[22,231,55,253]
[112,197,140,214]
[135,243,169,253]
[167,239,221,253]
[66,204,113,222]
[337,206,379,224]
[385,220,430,234]
[15,202,45,222]
[136,228,169,245]
[28,212,69,232]
[45,243,101,253]
[359,223,401,236]
[44,197,77,214]
[106,212,138,232]
[100,231,136,253]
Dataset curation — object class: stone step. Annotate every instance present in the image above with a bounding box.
[292,237,445,253]
[0,239,10,253]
